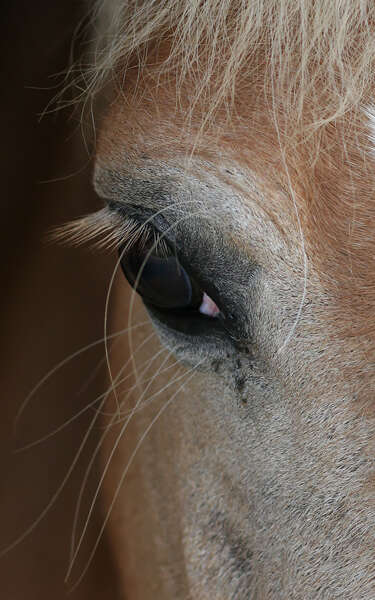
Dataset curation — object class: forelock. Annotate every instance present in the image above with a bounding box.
[80,0,375,139]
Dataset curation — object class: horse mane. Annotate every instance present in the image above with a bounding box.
[80,0,375,139]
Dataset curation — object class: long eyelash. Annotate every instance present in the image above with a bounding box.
[50,207,170,256]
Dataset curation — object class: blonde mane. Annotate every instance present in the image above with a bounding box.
[79,0,375,140]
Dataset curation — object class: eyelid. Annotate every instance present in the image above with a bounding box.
[90,202,171,258]
[107,202,238,323]
[107,201,178,244]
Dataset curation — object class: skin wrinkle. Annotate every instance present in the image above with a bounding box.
[77,7,375,599]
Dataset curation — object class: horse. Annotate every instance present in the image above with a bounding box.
[63,1,375,597]
[8,0,375,598]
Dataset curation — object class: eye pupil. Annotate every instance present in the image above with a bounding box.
[120,244,201,310]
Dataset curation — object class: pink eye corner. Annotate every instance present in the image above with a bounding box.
[199,292,221,318]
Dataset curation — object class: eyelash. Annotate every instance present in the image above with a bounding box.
[50,207,169,256]
[54,205,225,324]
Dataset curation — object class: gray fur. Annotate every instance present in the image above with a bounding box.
[95,159,375,599]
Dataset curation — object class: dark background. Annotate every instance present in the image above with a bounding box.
[0,2,122,597]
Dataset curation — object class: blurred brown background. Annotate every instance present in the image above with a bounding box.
[0,2,122,597]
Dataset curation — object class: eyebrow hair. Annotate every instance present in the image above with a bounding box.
[94,166,174,211]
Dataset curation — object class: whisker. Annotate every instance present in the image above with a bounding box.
[99,219,159,424]
[124,201,212,421]
[108,357,183,424]
[270,79,309,354]
[0,385,108,559]
[66,344,176,579]
[74,338,121,398]
[68,359,206,591]
[14,340,162,453]
[15,395,103,453]
[13,321,149,438]
[15,335,143,453]
[64,202,211,580]
[103,247,125,421]
[99,203,204,427]
[85,330,159,419]
[94,346,174,420]
[109,361,191,424]
[68,329,160,564]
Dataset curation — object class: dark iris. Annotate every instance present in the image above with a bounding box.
[119,241,203,311]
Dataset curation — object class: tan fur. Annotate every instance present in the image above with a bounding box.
[83,1,375,137]
[74,2,375,598]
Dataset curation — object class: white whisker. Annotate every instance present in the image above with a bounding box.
[68,329,160,564]
[0,387,108,559]
[68,358,205,591]
[14,321,149,439]
[66,344,177,579]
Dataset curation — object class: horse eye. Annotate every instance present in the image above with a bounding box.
[119,241,220,317]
